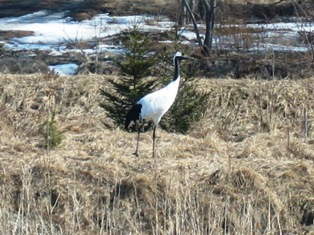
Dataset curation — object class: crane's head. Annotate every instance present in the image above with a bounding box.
[173,51,196,64]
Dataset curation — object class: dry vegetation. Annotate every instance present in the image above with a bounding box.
[1,73,314,234]
[1,0,314,233]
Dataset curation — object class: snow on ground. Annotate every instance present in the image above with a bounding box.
[247,21,314,32]
[48,63,79,76]
[0,11,168,48]
[0,11,173,75]
[0,10,313,75]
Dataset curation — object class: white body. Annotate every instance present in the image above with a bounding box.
[125,51,194,157]
[137,75,180,125]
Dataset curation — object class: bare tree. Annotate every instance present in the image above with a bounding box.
[180,0,217,56]
[179,0,196,26]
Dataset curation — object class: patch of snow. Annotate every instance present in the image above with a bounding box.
[0,11,163,53]
[179,30,199,41]
[2,13,153,44]
[257,43,309,52]
[159,40,173,44]
[98,44,125,53]
[1,10,314,76]
[157,20,175,28]
[0,10,69,24]
[4,41,60,51]
[49,50,65,56]
[247,21,314,32]
[48,63,78,76]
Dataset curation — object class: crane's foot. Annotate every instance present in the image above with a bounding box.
[133,152,139,157]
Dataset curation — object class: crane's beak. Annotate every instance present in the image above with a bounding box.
[179,55,197,61]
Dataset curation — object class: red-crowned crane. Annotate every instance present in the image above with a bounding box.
[125,52,195,157]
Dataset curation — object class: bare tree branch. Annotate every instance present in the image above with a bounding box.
[182,0,203,46]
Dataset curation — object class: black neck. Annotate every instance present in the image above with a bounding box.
[173,57,180,81]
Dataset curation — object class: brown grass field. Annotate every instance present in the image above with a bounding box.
[1,73,314,234]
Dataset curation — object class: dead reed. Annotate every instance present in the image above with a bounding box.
[0,74,314,234]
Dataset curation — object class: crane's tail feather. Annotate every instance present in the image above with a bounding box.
[125,103,142,131]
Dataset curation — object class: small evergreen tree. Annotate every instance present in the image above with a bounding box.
[42,111,65,149]
[100,25,158,127]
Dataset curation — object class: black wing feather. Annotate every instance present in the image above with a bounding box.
[125,104,142,130]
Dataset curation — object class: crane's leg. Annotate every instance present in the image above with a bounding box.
[134,124,140,157]
[152,126,157,158]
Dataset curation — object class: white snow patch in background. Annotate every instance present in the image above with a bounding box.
[48,63,78,76]
[1,10,314,75]
[247,21,314,32]
[0,11,172,75]
[0,11,167,52]
[179,30,202,41]
[1,10,313,54]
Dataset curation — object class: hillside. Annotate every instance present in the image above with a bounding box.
[1,74,314,234]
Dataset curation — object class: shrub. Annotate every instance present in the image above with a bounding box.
[42,111,65,149]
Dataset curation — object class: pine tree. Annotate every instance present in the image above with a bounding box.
[100,25,158,128]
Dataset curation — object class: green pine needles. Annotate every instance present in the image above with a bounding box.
[100,25,158,127]
[42,111,65,149]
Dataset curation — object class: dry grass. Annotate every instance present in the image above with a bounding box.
[1,74,314,234]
